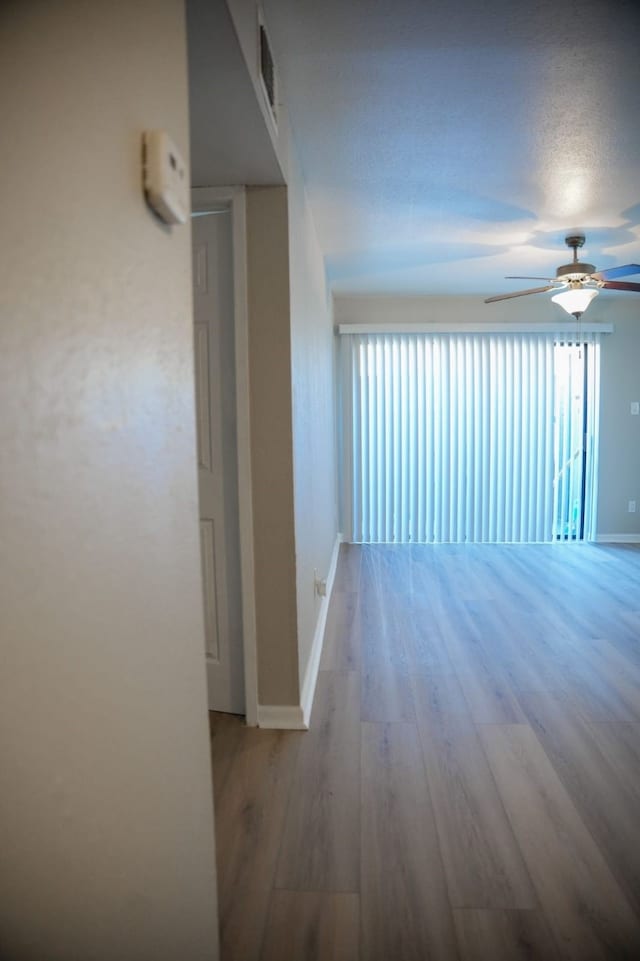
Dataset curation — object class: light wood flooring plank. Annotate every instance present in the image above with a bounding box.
[431,546,495,603]
[473,546,539,615]
[468,601,568,695]
[215,727,302,961]
[408,670,471,726]
[360,722,460,961]
[411,685,536,909]
[358,580,410,673]
[556,640,640,725]
[621,609,640,646]
[208,711,246,807]
[453,908,562,961]
[362,543,415,596]
[334,543,362,594]
[584,720,640,804]
[435,598,527,724]
[361,665,415,723]
[276,671,360,892]
[260,891,359,961]
[518,688,640,913]
[320,591,361,673]
[358,588,415,722]
[480,724,640,960]
[576,637,640,723]
[400,602,456,675]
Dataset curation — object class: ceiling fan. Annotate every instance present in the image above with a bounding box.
[485,234,640,317]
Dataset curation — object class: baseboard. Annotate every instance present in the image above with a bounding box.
[596,533,640,543]
[256,704,307,730]
[300,532,343,728]
[257,532,343,732]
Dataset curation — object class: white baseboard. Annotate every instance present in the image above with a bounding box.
[300,532,343,728]
[256,704,307,730]
[596,533,640,544]
[257,532,344,732]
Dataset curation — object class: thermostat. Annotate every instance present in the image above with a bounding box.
[142,130,188,224]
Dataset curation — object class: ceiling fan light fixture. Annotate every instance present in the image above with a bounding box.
[485,234,640,308]
[551,286,599,317]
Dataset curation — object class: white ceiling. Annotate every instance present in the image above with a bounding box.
[262,0,640,296]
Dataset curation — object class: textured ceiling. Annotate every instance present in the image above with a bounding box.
[263,0,640,295]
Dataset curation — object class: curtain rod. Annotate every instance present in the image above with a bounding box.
[337,322,614,335]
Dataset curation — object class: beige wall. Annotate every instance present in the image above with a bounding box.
[335,294,640,540]
[0,3,219,959]
[188,2,339,712]
[245,151,338,706]
[594,298,640,536]
[246,186,300,705]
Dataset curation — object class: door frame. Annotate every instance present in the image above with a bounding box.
[191,185,258,726]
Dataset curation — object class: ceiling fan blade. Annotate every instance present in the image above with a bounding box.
[485,285,555,304]
[601,280,640,292]
[592,264,640,281]
[505,276,554,281]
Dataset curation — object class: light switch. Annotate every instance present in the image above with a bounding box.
[631,401,639,416]
[143,130,188,224]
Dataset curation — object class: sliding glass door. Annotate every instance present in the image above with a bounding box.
[341,331,600,544]
[552,341,600,540]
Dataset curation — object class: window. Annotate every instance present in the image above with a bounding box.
[340,332,600,543]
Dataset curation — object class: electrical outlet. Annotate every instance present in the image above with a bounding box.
[631,401,640,416]
[313,569,327,597]
[629,500,636,513]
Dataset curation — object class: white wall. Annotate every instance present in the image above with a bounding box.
[335,293,640,540]
[0,3,219,959]
[287,143,339,686]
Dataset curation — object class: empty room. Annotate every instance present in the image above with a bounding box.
[2,1,639,960]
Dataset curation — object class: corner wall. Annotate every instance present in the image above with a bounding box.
[196,2,339,718]
[246,186,300,706]
[245,153,338,714]
[0,3,219,958]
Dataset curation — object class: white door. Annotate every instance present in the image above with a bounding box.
[192,208,245,714]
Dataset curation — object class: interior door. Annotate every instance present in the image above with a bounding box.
[192,208,245,714]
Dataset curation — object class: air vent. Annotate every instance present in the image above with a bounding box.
[258,8,277,129]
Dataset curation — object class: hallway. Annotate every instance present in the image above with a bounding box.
[210,543,640,960]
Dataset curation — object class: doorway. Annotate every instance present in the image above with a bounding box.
[192,205,244,713]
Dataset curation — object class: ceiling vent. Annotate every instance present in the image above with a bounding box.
[258,6,278,130]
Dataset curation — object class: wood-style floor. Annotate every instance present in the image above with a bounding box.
[209,543,640,960]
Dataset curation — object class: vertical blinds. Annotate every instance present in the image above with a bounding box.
[341,332,599,544]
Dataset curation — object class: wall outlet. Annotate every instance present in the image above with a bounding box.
[313,569,327,597]
[631,401,640,416]
[629,500,637,513]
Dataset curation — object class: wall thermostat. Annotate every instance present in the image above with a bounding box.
[142,130,188,225]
